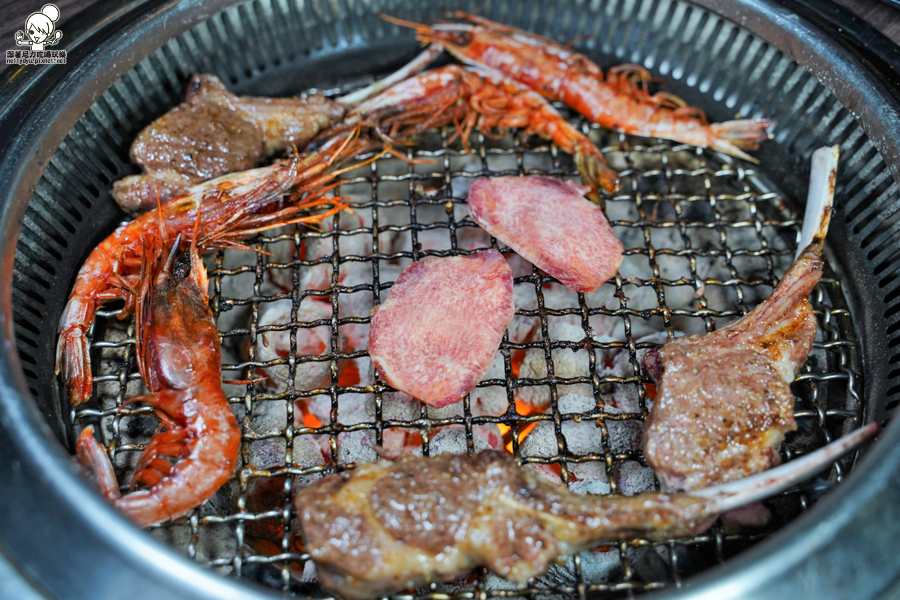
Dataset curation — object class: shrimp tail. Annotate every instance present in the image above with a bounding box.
[709,118,773,162]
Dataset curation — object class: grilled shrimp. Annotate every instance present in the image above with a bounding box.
[323,63,619,194]
[75,234,239,528]
[393,13,771,161]
[57,136,369,406]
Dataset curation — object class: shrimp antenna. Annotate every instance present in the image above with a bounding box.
[155,188,168,243]
[379,13,428,31]
[326,125,362,168]
[191,202,203,256]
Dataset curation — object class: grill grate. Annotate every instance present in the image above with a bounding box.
[70,100,865,597]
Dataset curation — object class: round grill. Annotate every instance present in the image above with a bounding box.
[80,123,865,596]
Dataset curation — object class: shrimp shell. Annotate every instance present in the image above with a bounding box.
[394,12,771,161]
[76,235,239,527]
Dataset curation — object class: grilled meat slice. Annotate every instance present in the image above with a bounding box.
[295,425,875,599]
[367,249,515,408]
[642,146,839,491]
[468,176,623,293]
[112,74,343,211]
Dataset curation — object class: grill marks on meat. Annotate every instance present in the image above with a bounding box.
[112,74,343,211]
[296,451,711,598]
[642,146,838,491]
[468,176,623,293]
[367,250,515,408]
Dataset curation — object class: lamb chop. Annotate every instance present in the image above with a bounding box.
[112,74,344,212]
[112,47,444,212]
[642,146,839,491]
[294,424,875,599]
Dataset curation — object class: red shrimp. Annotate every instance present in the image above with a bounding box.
[75,234,239,527]
[322,63,620,195]
[57,135,369,406]
[390,13,771,161]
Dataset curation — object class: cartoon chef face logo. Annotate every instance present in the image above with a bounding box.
[15,4,63,52]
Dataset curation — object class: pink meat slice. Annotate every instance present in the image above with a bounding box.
[368,250,515,408]
[468,176,623,293]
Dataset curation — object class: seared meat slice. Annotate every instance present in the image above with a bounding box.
[368,250,515,408]
[112,74,343,211]
[295,426,875,599]
[643,146,839,491]
[468,176,623,293]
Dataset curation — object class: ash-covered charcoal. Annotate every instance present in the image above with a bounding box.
[429,424,503,455]
[382,428,424,457]
[516,335,593,412]
[255,298,341,393]
[249,399,288,433]
[509,283,540,344]
[558,395,604,456]
[336,430,378,466]
[383,390,421,422]
[519,397,609,465]
[597,331,670,414]
[304,393,375,426]
[265,207,380,296]
[381,391,427,457]
[613,460,657,496]
[626,545,671,584]
[585,255,662,340]
[390,225,454,256]
[426,353,509,420]
[209,248,258,333]
[292,435,328,489]
[338,355,374,387]
[607,419,644,454]
[248,437,287,471]
[519,421,559,459]
[535,548,623,588]
[568,461,611,496]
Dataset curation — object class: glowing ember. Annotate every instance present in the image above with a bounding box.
[301,411,323,429]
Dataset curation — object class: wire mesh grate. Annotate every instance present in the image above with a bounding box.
[72,100,865,598]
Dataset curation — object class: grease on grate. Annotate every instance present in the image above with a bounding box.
[73,109,863,597]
